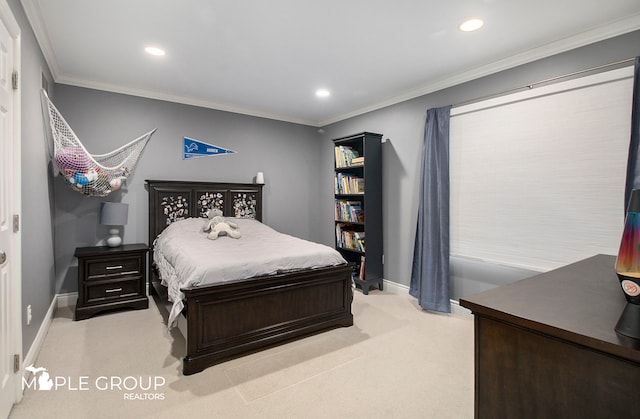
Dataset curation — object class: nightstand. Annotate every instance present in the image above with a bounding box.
[74,243,149,321]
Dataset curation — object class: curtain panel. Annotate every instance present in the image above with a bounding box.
[410,105,452,313]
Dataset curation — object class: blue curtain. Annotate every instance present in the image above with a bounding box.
[624,56,640,210]
[410,105,452,313]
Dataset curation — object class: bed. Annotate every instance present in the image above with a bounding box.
[147,180,354,375]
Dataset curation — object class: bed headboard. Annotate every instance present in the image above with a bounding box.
[146,180,264,247]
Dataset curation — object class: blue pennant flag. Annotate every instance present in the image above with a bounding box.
[183,137,236,159]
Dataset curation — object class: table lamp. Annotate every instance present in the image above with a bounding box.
[100,202,128,247]
[615,189,640,339]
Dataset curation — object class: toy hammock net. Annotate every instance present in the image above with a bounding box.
[41,90,155,197]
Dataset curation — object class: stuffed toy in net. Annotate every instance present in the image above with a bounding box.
[41,90,155,197]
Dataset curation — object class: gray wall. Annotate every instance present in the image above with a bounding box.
[51,86,321,293]
[319,30,640,299]
[9,0,56,356]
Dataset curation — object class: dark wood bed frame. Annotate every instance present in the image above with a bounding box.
[146,180,354,375]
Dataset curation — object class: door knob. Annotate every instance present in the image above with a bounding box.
[0,250,5,264]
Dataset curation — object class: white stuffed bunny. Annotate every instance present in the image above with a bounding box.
[202,208,241,240]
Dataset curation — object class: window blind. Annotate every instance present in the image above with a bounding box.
[449,66,634,272]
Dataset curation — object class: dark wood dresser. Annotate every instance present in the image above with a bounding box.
[460,254,640,419]
[74,243,148,320]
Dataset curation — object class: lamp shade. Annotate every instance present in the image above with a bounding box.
[100,202,128,226]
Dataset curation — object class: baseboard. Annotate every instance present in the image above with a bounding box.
[21,292,78,388]
[56,292,77,308]
[382,279,472,318]
[450,299,473,318]
[22,294,57,385]
[381,278,410,295]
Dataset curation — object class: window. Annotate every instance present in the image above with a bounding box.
[449,66,634,271]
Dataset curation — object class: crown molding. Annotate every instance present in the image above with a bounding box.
[55,75,318,126]
[318,13,640,127]
[21,0,317,126]
[20,0,640,128]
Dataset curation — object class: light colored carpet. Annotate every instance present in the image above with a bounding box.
[9,291,474,419]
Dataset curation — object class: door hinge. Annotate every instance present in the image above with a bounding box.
[11,71,18,90]
[13,354,20,373]
[13,214,19,233]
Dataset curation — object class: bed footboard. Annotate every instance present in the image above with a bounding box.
[181,264,354,375]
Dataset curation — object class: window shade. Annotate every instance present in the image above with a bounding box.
[449,66,634,272]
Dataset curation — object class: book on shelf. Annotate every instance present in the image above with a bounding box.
[335,223,343,247]
[334,173,365,194]
[334,145,361,168]
[335,223,365,252]
[359,256,366,280]
[352,207,364,223]
[335,199,364,223]
[351,156,364,165]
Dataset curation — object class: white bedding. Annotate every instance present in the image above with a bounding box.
[153,217,347,327]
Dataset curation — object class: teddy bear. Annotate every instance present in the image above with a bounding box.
[202,208,241,240]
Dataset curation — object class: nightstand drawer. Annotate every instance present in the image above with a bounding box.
[86,278,142,302]
[87,257,142,279]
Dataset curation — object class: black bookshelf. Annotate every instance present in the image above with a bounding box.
[333,132,383,294]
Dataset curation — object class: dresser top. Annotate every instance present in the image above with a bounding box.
[460,254,640,363]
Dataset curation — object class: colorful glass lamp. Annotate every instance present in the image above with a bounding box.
[615,189,640,339]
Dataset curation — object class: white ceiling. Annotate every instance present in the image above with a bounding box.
[20,0,640,127]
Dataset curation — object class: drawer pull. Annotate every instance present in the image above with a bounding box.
[105,288,123,293]
[105,265,123,270]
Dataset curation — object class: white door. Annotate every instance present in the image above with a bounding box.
[0,8,17,419]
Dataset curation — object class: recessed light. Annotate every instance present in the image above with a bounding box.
[459,18,484,32]
[316,89,330,98]
[145,46,166,56]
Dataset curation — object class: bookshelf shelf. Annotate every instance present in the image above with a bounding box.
[333,132,383,295]
[335,164,364,170]
[337,246,365,254]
